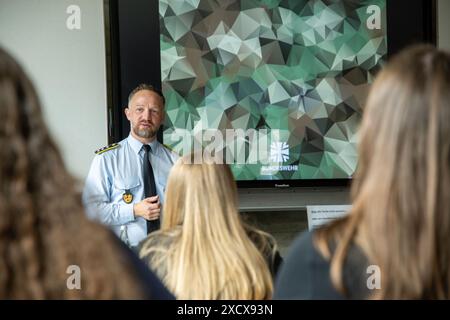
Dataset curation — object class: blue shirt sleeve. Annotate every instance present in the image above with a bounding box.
[82,154,135,226]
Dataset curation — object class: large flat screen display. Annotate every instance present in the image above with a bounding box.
[110,0,436,187]
[159,0,386,182]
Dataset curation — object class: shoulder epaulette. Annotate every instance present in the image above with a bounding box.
[162,143,179,155]
[95,143,120,155]
[162,143,173,152]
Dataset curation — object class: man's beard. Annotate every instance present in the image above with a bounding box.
[132,125,157,139]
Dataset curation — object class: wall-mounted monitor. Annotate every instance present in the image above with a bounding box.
[108,0,436,188]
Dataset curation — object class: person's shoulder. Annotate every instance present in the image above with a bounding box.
[93,139,127,157]
[273,231,313,299]
[290,230,315,253]
[138,229,179,280]
[94,143,120,155]
[160,142,177,154]
[274,230,345,299]
[159,142,180,160]
[276,231,317,274]
[139,229,177,254]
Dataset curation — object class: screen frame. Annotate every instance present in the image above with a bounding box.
[106,0,436,189]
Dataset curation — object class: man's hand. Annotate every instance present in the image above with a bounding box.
[133,195,161,221]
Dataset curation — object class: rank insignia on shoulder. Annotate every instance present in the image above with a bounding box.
[95,143,120,155]
[163,143,179,155]
[122,190,133,204]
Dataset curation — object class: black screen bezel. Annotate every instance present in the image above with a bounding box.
[107,0,436,189]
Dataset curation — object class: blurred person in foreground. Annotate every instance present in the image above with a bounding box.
[139,155,282,299]
[274,45,450,299]
[0,47,173,299]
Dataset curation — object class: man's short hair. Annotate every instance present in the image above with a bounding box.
[128,84,165,106]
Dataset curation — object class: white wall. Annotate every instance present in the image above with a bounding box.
[438,0,450,50]
[0,0,108,181]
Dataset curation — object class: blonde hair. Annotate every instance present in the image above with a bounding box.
[140,156,273,299]
[316,45,450,299]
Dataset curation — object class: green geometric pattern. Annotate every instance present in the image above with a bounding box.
[160,0,387,180]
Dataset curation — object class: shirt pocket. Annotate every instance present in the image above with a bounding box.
[114,178,141,203]
[156,177,167,194]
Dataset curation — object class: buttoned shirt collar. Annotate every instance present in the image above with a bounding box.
[127,133,158,155]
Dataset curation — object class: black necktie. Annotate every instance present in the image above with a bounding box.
[142,144,160,233]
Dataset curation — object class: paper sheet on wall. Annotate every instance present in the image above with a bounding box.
[306,205,352,231]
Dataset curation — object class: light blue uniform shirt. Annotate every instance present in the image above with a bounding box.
[82,134,178,247]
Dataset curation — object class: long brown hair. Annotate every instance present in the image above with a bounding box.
[0,47,147,299]
[316,45,450,299]
[140,156,273,299]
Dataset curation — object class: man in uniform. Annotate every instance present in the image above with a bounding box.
[83,84,178,248]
